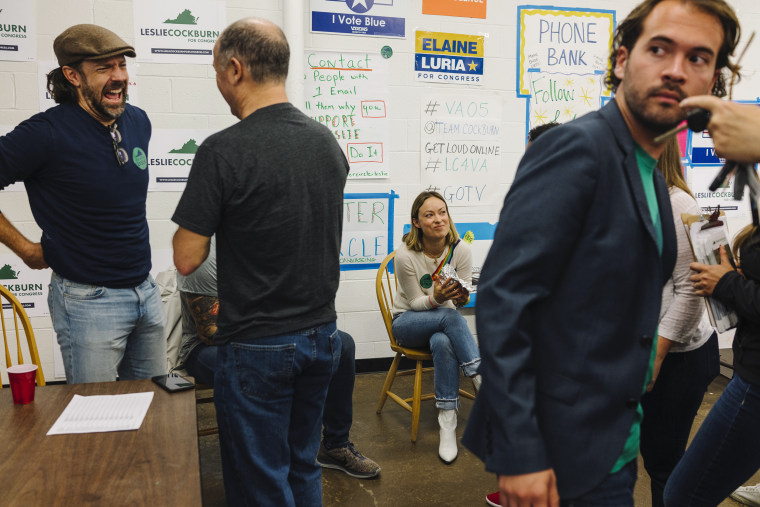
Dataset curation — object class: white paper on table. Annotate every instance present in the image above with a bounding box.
[47,392,154,435]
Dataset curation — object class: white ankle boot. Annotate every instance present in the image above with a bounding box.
[438,409,458,464]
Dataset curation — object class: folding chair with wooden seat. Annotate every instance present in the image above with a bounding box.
[0,283,45,387]
[374,251,474,442]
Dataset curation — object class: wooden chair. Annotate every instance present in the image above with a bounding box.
[0,283,45,387]
[375,251,474,442]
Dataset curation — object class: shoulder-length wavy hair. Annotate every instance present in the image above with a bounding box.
[402,191,459,252]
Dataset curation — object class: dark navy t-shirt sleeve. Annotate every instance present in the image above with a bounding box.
[172,143,224,236]
[0,115,53,189]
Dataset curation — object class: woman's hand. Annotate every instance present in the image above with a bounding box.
[452,287,470,307]
[690,245,735,296]
[433,276,463,304]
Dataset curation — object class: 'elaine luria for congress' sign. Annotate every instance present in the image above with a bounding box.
[311,0,405,38]
[415,31,484,85]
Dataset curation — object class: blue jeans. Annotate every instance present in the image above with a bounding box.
[184,330,355,447]
[323,330,355,449]
[640,333,719,507]
[214,322,340,506]
[49,272,166,384]
[392,308,480,409]
[184,344,217,386]
[663,373,760,506]
[561,459,637,506]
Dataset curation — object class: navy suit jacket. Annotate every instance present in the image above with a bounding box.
[462,100,677,498]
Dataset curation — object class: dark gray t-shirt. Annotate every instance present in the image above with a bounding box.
[172,103,349,343]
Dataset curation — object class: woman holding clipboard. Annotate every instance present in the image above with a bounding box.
[392,191,481,464]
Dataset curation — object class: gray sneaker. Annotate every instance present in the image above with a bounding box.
[731,484,760,506]
[316,442,381,479]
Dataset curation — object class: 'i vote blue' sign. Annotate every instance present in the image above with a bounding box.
[311,0,406,38]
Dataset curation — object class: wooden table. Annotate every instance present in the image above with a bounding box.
[0,379,202,506]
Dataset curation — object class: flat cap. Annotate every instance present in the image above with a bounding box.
[54,24,136,67]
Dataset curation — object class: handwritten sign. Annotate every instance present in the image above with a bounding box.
[517,7,614,97]
[341,191,398,270]
[305,51,390,179]
[420,95,502,207]
[526,71,603,131]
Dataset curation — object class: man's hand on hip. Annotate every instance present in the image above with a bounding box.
[21,241,48,269]
[497,469,560,507]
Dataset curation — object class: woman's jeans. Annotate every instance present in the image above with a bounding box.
[640,332,719,507]
[392,308,480,410]
[663,373,760,506]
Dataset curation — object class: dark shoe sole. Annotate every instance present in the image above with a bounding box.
[316,458,381,479]
[438,453,458,465]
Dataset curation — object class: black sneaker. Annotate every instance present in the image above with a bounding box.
[316,442,381,479]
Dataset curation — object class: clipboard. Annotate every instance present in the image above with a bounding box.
[681,210,738,332]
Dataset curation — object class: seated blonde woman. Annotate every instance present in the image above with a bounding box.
[392,191,481,464]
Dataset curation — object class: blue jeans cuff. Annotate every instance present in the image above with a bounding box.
[461,358,480,377]
[435,397,460,410]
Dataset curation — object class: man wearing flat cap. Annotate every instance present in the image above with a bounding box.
[0,24,165,384]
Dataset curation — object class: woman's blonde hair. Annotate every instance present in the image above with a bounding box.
[732,224,759,261]
[658,136,693,198]
[402,191,459,251]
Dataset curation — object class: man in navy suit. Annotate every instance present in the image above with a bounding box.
[463,1,741,505]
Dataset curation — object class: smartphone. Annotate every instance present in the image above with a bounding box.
[152,374,195,393]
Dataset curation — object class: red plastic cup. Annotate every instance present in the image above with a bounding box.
[7,364,38,404]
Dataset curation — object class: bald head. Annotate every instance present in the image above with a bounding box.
[216,17,289,84]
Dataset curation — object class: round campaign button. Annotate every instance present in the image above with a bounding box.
[420,274,433,289]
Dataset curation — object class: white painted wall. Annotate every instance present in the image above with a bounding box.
[1,0,759,381]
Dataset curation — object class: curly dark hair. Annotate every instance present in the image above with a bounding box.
[46,64,83,104]
[605,0,741,98]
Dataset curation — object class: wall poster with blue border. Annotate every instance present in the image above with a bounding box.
[517,5,614,139]
[341,191,398,270]
[311,0,406,38]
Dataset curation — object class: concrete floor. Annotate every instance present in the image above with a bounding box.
[196,371,760,506]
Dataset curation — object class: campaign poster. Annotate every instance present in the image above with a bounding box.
[37,61,140,112]
[420,94,502,207]
[0,0,35,62]
[305,51,390,179]
[148,129,213,191]
[687,166,752,219]
[311,0,405,38]
[0,256,51,317]
[133,0,225,64]
[415,31,484,86]
[422,0,486,19]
